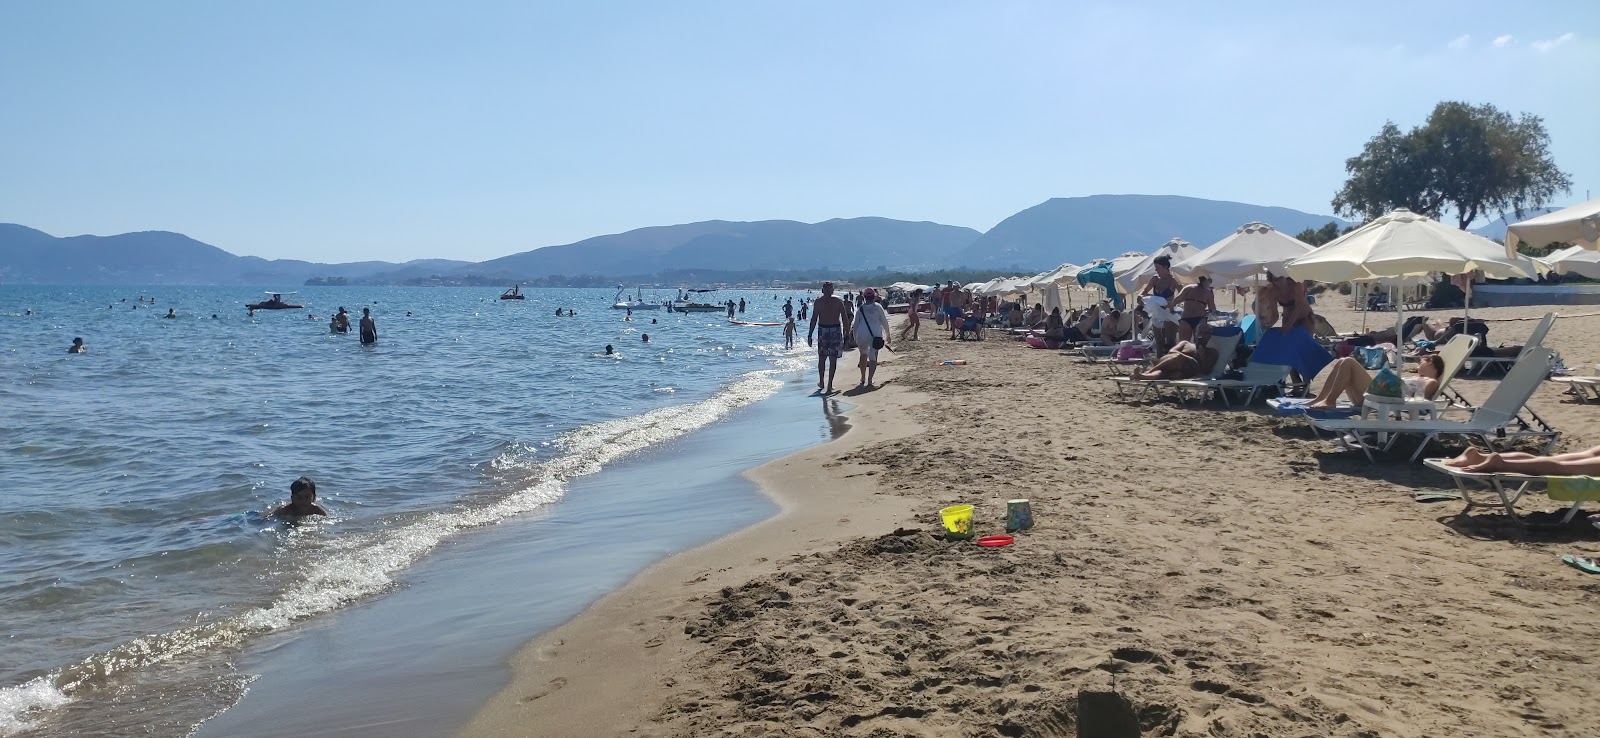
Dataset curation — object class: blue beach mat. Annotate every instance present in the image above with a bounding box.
[1251,326,1332,380]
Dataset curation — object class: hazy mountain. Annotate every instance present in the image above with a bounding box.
[463,218,982,279]
[955,195,1351,270]
[1469,207,1561,243]
[0,225,470,285]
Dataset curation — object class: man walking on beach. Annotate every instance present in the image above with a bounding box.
[807,282,846,394]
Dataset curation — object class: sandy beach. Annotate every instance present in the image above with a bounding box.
[460,297,1600,738]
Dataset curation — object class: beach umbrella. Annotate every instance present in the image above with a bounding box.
[1114,239,1199,295]
[1545,245,1600,279]
[1042,283,1063,313]
[1173,222,1314,287]
[1505,197,1600,257]
[1287,208,1543,334]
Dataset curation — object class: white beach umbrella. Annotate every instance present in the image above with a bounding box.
[1173,222,1314,287]
[1287,209,1537,283]
[1546,244,1600,279]
[1505,197,1600,256]
[1114,240,1199,294]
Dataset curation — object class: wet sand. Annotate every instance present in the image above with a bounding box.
[463,298,1600,738]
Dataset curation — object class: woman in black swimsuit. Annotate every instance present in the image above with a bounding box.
[1175,276,1215,342]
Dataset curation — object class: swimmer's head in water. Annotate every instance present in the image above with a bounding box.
[72,337,83,346]
[290,476,316,503]
[641,334,649,341]
[605,344,614,354]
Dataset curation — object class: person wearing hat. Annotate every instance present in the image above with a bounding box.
[852,288,891,388]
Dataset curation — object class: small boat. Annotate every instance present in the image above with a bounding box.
[500,285,526,300]
[671,289,725,313]
[611,285,661,310]
[247,292,304,310]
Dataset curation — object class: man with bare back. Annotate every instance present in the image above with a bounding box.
[807,282,846,394]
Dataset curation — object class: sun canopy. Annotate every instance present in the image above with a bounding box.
[885,281,930,292]
[1546,244,1600,279]
[1505,198,1600,256]
[1286,209,1538,282]
[1173,222,1314,286]
[1114,239,1199,294]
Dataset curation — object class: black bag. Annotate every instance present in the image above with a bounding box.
[866,309,885,350]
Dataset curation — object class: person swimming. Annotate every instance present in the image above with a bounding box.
[165,309,176,319]
[68,337,87,353]
[605,344,615,355]
[272,476,327,519]
[641,333,650,342]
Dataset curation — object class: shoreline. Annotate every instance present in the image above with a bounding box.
[462,303,1600,737]
[456,357,926,737]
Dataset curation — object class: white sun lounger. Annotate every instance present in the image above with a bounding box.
[1550,376,1600,404]
[1267,333,1480,426]
[1421,458,1600,525]
[1464,312,1555,377]
[1169,359,1291,408]
[1110,332,1241,401]
[1308,347,1559,462]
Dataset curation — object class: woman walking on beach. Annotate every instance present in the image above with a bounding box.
[854,289,891,388]
[898,289,922,341]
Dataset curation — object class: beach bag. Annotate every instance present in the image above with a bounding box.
[864,311,884,350]
[1355,346,1388,370]
[1366,367,1404,402]
[1113,343,1148,361]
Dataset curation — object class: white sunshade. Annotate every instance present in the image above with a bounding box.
[885,281,930,292]
[1114,240,1200,294]
[1030,263,1081,287]
[1173,222,1314,286]
[1546,244,1600,279]
[1286,208,1539,282]
[1505,197,1600,256]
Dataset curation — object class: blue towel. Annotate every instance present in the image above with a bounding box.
[1238,315,1259,346]
[1251,326,1332,380]
[1075,263,1123,309]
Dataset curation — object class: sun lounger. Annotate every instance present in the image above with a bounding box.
[1110,332,1241,401]
[1308,347,1559,462]
[1465,313,1555,377]
[1269,333,1481,429]
[1421,458,1600,525]
[1551,376,1600,404]
[1169,354,1289,408]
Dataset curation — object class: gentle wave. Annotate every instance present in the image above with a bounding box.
[0,365,791,736]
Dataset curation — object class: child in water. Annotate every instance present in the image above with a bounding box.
[783,317,796,349]
[273,476,327,519]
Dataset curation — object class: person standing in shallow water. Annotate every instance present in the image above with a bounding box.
[359,308,377,345]
[738,298,746,314]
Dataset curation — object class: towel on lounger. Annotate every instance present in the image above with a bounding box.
[1250,326,1332,380]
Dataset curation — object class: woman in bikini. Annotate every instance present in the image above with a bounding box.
[1129,328,1219,382]
[1140,255,1181,351]
[898,289,923,341]
[1305,352,1443,409]
[1174,275,1216,342]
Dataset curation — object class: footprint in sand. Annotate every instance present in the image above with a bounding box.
[522,677,568,702]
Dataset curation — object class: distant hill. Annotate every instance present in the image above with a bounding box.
[462,218,982,279]
[0,225,470,285]
[955,195,1350,270]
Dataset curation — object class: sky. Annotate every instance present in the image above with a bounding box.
[2,0,1596,264]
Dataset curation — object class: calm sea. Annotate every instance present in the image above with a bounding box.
[0,285,810,736]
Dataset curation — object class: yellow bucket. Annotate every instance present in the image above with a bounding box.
[939,504,975,540]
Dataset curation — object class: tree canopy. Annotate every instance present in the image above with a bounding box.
[1293,222,1344,246]
[1332,101,1571,229]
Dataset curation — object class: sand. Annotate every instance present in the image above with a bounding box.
[460,298,1600,738]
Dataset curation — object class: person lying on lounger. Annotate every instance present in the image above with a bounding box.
[1444,444,1600,475]
[1128,327,1218,382]
[1305,352,1443,409]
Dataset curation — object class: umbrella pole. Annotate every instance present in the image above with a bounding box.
[1360,282,1368,333]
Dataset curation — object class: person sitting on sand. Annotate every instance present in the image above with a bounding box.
[1128,332,1219,382]
[273,476,327,519]
[68,337,87,353]
[1304,352,1443,409]
[1444,444,1600,476]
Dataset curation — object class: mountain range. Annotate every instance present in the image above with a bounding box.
[0,195,1351,285]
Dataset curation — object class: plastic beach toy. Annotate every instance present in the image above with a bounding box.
[977,535,1014,547]
[939,504,975,540]
[939,360,967,366]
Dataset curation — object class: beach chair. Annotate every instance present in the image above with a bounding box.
[1550,376,1600,404]
[1170,361,1291,407]
[1466,313,1554,377]
[1269,333,1481,426]
[1110,331,1241,401]
[957,317,984,341]
[1421,458,1600,525]
[1307,347,1559,463]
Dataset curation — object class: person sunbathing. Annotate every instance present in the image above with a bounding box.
[1305,353,1443,409]
[1063,306,1097,342]
[1128,339,1217,381]
[1042,308,1066,348]
[1444,445,1600,475]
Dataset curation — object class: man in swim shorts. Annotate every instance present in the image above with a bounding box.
[359,308,377,345]
[273,476,327,519]
[807,282,846,394]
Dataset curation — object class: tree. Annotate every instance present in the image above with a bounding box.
[1332,101,1571,229]
[1294,221,1344,246]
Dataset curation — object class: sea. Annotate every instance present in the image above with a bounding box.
[0,285,831,737]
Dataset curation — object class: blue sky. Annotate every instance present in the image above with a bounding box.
[2,1,1596,263]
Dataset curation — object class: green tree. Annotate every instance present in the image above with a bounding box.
[1332,101,1571,229]
[1294,221,1344,246]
